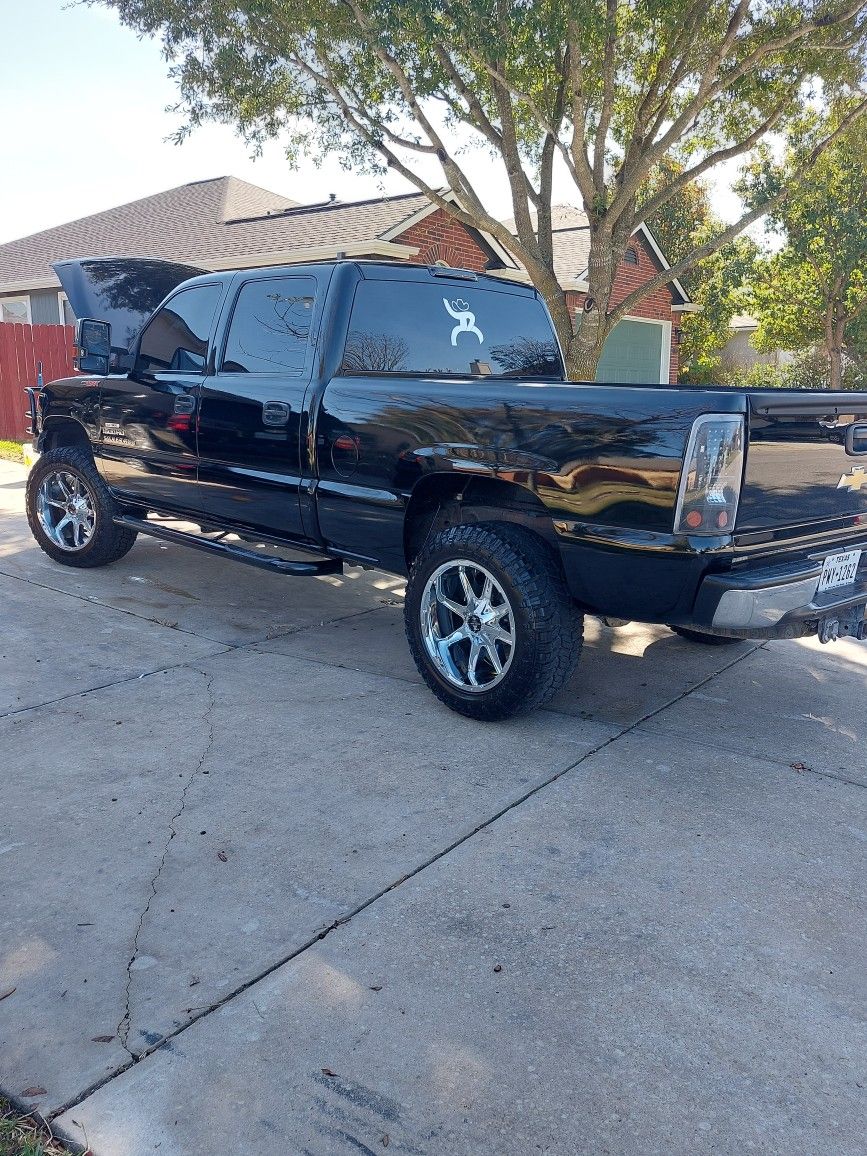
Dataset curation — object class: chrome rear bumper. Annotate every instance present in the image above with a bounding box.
[691,553,867,639]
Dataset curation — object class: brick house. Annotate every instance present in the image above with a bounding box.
[0,176,693,383]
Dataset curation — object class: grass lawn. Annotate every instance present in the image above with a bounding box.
[0,441,25,464]
[0,1101,84,1156]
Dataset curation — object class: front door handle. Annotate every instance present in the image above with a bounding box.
[262,400,291,427]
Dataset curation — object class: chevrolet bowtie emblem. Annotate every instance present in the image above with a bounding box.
[837,466,867,492]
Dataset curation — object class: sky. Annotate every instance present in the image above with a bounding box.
[0,0,744,246]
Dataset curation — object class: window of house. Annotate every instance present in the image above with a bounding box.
[341,280,563,378]
[58,292,75,327]
[624,247,639,265]
[221,277,317,375]
[136,284,222,374]
[0,295,31,324]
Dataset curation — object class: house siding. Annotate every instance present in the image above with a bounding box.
[566,233,680,383]
[393,208,492,272]
[29,289,62,326]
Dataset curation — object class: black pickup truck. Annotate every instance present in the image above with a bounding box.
[24,257,867,718]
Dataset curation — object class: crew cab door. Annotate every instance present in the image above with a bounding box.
[98,280,224,513]
[196,270,326,539]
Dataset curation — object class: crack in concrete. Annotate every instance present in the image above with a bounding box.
[0,600,385,722]
[48,638,766,1120]
[115,669,217,1057]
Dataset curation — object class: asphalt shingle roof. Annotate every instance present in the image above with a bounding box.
[502,205,592,284]
[0,177,431,289]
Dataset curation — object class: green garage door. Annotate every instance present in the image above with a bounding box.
[595,319,665,384]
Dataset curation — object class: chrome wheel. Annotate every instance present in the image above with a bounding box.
[420,559,515,693]
[36,469,97,551]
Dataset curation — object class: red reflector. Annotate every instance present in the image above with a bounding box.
[685,510,703,529]
[717,510,729,529]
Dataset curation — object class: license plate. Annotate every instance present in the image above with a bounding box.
[817,549,862,594]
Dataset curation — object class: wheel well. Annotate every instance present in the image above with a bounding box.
[403,473,558,566]
[40,418,92,453]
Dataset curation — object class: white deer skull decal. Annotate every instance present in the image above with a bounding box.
[443,297,484,346]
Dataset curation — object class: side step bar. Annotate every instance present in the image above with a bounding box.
[113,516,343,577]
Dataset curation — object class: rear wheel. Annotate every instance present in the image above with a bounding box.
[405,523,584,720]
[26,447,137,567]
[670,625,740,646]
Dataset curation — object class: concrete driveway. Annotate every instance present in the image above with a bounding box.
[0,458,864,1156]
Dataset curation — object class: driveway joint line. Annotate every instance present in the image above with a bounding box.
[0,597,386,721]
[45,636,765,1122]
[0,649,230,722]
[0,565,220,645]
[115,670,217,1059]
[638,718,867,790]
[0,562,390,651]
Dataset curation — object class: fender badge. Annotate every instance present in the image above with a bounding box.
[837,466,867,492]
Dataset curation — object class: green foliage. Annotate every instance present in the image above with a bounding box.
[0,441,25,464]
[91,0,867,376]
[0,1103,74,1156]
[739,112,867,387]
[725,348,867,390]
[644,164,760,381]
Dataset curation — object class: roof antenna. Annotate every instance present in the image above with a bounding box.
[328,193,337,202]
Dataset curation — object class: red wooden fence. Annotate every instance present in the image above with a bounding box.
[0,323,76,440]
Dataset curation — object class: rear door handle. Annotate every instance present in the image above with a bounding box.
[262,400,291,427]
[845,423,867,455]
[173,395,196,415]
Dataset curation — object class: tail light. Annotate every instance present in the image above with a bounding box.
[674,414,745,535]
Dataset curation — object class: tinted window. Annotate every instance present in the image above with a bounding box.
[341,280,563,378]
[137,284,221,374]
[222,277,316,374]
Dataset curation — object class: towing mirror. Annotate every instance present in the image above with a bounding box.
[75,318,111,375]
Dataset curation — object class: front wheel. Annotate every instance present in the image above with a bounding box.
[26,447,138,568]
[404,523,584,720]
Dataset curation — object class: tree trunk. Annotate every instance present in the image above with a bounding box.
[829,344,843,391]
[826,304,846,391]
[532,282,600,382]
[522,223,625,382]
[563,224,627,381]
[565,313,611,381]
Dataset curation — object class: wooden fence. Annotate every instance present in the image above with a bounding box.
[0,323,76,440]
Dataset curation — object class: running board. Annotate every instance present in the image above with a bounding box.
[113,516,343,577]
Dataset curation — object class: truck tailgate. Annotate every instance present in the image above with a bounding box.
[737,391,867,534]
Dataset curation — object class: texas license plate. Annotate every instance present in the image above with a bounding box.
[817,549,862,594]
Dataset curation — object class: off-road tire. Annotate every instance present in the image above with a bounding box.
[405,522,584,720]
[26,447,138,568]
[670,625,740,646]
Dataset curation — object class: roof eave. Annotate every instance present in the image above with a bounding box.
[0,274,61,293]
[381,189,521,270]
[633,222,692,305]
[198,239,421,271]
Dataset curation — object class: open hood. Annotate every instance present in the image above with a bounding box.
[53,257,207,353]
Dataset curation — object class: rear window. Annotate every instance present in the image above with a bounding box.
[340,280,563,378]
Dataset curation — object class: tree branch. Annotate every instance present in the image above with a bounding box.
[593,0,618,187]
[611,97,867,323]
[635,96,792,224]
